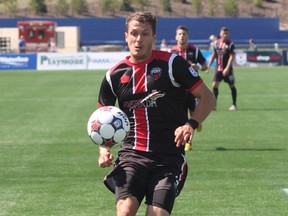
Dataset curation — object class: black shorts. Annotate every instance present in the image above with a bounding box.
[213,69,235,85]
[103,150,188,214]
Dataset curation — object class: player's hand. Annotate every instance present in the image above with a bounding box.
[174,124,194,148]
[190,63,199,71]
[98,147,114,168]
[204,67,210,74]
[223,68,229,76]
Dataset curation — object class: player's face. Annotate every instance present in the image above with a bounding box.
[125,20,156,63]
[175,29,189,46]
[220,30,229,41]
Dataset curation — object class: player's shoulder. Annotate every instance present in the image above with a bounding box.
[109,59,129,75]
[187,44,197,50]
[226,39,234,45]
[153,50,174,62]
[169,45,178,51]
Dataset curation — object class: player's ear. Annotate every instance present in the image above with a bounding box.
[125,32,128,42]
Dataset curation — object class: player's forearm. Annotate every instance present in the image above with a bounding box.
[207,54,216,68]
[190,85,216,124]
[225,55,234,70]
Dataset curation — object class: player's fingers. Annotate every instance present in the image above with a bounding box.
[98,154,113,167]
[174,127,192,147]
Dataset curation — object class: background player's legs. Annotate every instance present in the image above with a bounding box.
[212,81,219,110]
[229,84,237,110]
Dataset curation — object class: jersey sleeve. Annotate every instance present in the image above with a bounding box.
[230,43,235,54]
[197,49,206,65]
[171,55,203,91]
[98,70,117,107]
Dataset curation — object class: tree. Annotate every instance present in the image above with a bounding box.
[2,0,17,16]
[192,0,202,16]
[119,0,134,12]
[71,0,88,15]
[99,0,120,16]
[223,0,239,17]
[29,0,47,15]
[208,0,216,16]
[135,0,149,11]
[159,0,172,13]
[56,0,69,16]
[253,0,263,7]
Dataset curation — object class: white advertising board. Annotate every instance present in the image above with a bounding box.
[37,53,87,70]
[87,52,129,70]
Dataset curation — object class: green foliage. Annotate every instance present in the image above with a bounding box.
[56,0,69,16]
[159,0,172,13]
[29,0,47,14]
[253,0,263,7]
[119,0,134,12]
[223,0,239,17]
[2,0,17,16]
[134,0,149,10]
[192,0,202,16]
[99,0,113,15]
[71,0,88,15]
[208,0,216,16]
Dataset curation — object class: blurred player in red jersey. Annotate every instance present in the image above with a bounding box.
[170,26,208,150]
[96,12,215,216]
[207,27,237,111]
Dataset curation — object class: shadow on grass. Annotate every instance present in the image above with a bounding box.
[237,108,288,111]
[216,147,286,151]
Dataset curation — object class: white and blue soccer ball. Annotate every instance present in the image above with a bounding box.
[87,106,130,148]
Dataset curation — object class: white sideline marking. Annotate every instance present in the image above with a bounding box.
[283,188,288,194]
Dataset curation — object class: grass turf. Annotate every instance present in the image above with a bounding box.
[0,67,287,215]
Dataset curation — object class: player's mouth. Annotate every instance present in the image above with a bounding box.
[135,45,143,51]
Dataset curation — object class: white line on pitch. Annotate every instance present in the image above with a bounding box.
[283,188,288,194]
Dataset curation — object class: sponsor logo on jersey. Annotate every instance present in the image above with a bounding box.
[188,66,199,77]
[123,90,166,111]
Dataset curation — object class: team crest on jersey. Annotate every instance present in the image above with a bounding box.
[150,67,162,80]
[189,66,199,77]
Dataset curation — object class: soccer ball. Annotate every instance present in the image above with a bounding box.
[87,106,130,148]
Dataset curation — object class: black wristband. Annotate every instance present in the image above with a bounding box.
[185,119,199,130]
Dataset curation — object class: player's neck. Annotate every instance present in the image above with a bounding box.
[178,43,188,50]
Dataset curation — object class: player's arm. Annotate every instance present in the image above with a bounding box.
[190,61,207,72]
[206,51,216,73]
[174,82,216,147]
[196,49,208,72]
[190,82,216,123]
[97,71,116,168]
[223,52,235,76]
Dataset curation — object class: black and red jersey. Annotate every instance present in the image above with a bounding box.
[213,38,235,71]
[170,44,206,66]
[98,50,203,154]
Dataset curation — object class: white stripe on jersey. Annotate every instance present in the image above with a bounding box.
[106,70,117,97]
[168,54,181,87]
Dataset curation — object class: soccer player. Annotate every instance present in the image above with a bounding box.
[170,25,208,150]
[206,27,237,111]
[96,12,215,216]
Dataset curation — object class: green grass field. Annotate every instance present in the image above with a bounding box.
[0,67,287,216]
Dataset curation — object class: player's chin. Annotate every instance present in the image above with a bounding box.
[132,52,146,60]
[133,47,144,54]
